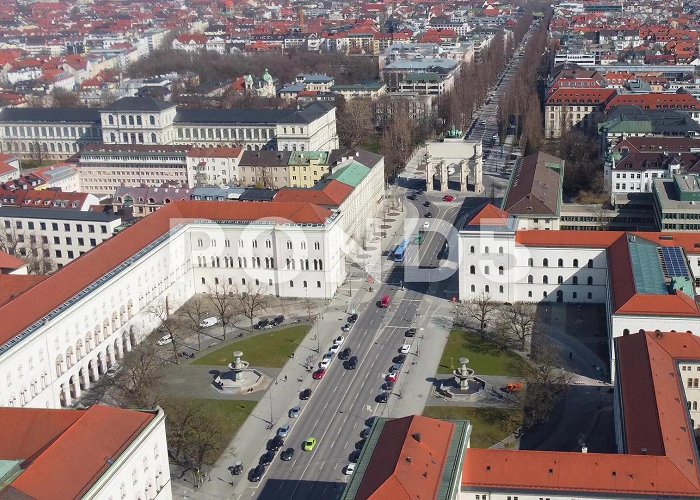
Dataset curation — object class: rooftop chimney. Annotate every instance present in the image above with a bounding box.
[412,432,421,442]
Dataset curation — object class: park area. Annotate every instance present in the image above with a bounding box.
[423,406,522,448]
[437,329,528,376]
[193,325,310,368]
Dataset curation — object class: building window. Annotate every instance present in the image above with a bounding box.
[573,259,579,267]
[543,258,548,267]
[587,277,593,285]
[558,258,563,267]
[543,276,548,284]
[587,259,593,268]
[470,265,475,274]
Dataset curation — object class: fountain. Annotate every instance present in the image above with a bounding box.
[212,350,267,394]
[437,357,487,400]
[454,357,475,392]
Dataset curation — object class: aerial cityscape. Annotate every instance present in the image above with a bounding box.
[3,0,700,499]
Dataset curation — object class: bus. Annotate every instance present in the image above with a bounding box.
[393,239,411,263]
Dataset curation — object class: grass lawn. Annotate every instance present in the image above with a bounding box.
[423,406,522,448]
[170,399,256,465]
[192,325,310,367]
[358,136,381,154]
[437,329,528,376]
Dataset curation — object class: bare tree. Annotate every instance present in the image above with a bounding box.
[455,294,498,336]
[303,294,315,321]
[49,88,82,108]
[29,141,47,165]
[498,302,537,351]
[207,282,238,338]
[336,97,376,148]
[179,296,208,351]
[148,301,183,361]
[0,223,22,255]
[111,339,165,408]
[23,237,55,275]
[230,282,269,330]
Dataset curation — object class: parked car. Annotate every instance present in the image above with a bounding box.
[289,406,301,418]
[254,319,269,330]
[348,313,358,323]
[405,328,416,338]
[333,336,345,346]
[300,388,312,400]
[277,425,290,438]
[260,451,275,466]
[346,356,358,370]
[380,295,391,308]
[269,435,284,451]
[423,201,431,207]
[312,369,326,380]
[344,463,356,475]
[271,315,285,326]
[339,347,352,360]
[199,316,221,328]
[400,344,411,354]
[320,358,331,370]
[386,372,398,383]
[376,392,389,403]
[389,363,401,374]
[302,438,317,451]
[281,448,295,461]
[423,222,430,230]
[384,381,395,391]
[329,344,341,354]
[249,464,265,482]
[157,334,172,346]
[443,195,455,202]
[425,212,432,218]
[393,353,406,364]
[341,323,352,332]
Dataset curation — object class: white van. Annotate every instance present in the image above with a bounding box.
[199,317,221,328]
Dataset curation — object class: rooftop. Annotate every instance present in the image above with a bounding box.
[0,107,100,124]
[501,152,564,217]
[102,96,176,112]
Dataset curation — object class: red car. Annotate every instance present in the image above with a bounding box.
[312,369,326,380]
[443,195,455,202]
[386,372,398,383]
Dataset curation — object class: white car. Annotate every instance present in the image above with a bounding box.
[157,334,173,346]
[333,336,345,346]
[344,463,356,475]
[329,344,340,354]
[423,222,430,230]
[320,358,331,369]
[400,344,410,354]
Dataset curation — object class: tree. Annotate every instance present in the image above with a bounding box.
[49,88,82,108]
[207,282,238,338]
[336,97,376,148]
[498,302,537,351]
[230,282,269,330]
[29,141,47,165]
[179,296,208,351]
[23,237,55,275]
[111,339,165,408]
[519,343,572,429]
[455,294,498,336]
[148,301,183,361]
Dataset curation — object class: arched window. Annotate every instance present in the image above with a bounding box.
[470,265,475,274]
[484,266,490,275]
[528,258,533,266]
[587,292,593,299]
[498,266,504,275]
[149,116,155,126]
[470,285,476,292]
[587,277,593,285]
[543,258,549,267]
[484,246,489,254]
[303,281,308,288]
[499,247,504,254]
[499,285,504,293]
[557,275,563,284]
[470,246,475,254]
[317,281,321,288]
[543,276,549,284]
[573,276,578,284]
[558,258,563,267]
[484,285,490,293]
[573,259,579,267]
[587,259,593,268]
[527,275,533,284]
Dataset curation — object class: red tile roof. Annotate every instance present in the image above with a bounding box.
[546,88,616,106]
[275,180,353,207]
[355,415,454,499]
[467,204,510,226]
[5,405,155,499]
[0,250,26,272]
[0,275,46,307]
[606,92,700,111]
[187,147,243,159]
[0,201,332,347]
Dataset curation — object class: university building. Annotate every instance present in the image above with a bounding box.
[0,97,339,160]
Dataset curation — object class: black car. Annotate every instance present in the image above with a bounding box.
[254,319,269,330]
[249,464,265,482]
[346,356,358,370]
[271,315,285,326]
[281,447,295,461]
[376,392,389,403]
[348,313,358,323]
[423,201,431,207]
[300,388,312,400]
[405,328,416,337]
[384,381,395,391]
[339,347,352,360]
[268,435,284,451]
[425,212,432,218]
[260,451,275,466]
[393,354,407,364]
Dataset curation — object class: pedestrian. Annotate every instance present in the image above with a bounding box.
[284,375,288,382]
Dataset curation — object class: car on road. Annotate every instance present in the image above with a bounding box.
[312,369,326,380]
[339,347,352,360]
[302,438,317,452]
[329,344,341,354]
[443,195,455,202]
[423,201,431,207]
[400,344,411,354]
[425,212,432,218]
[271,315,285,326]
[407,194,416,200]
[380,295,391,308]
[376,392,389,403]
[254,319,269,330]
[341,323,352,332]
[348,313,358,323]
[249,464,265,482]
[281,448,295,461]
[157,334,172,346]
[389,363,401,374]
[299,388,312,400]
[260,451,275,466]
[366,416,377,427]
[333,335,345,346]
[289,406,301,418]
[423,222,430,230]
[320,357,331,369]
[405,328,416,337]
[199,316,221,328]
[384,381,395,391]
[344,463,356,475]
[346,356,358,370]
[393,354,407,364]
[277,425,290,438]
[387,372,398,383]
